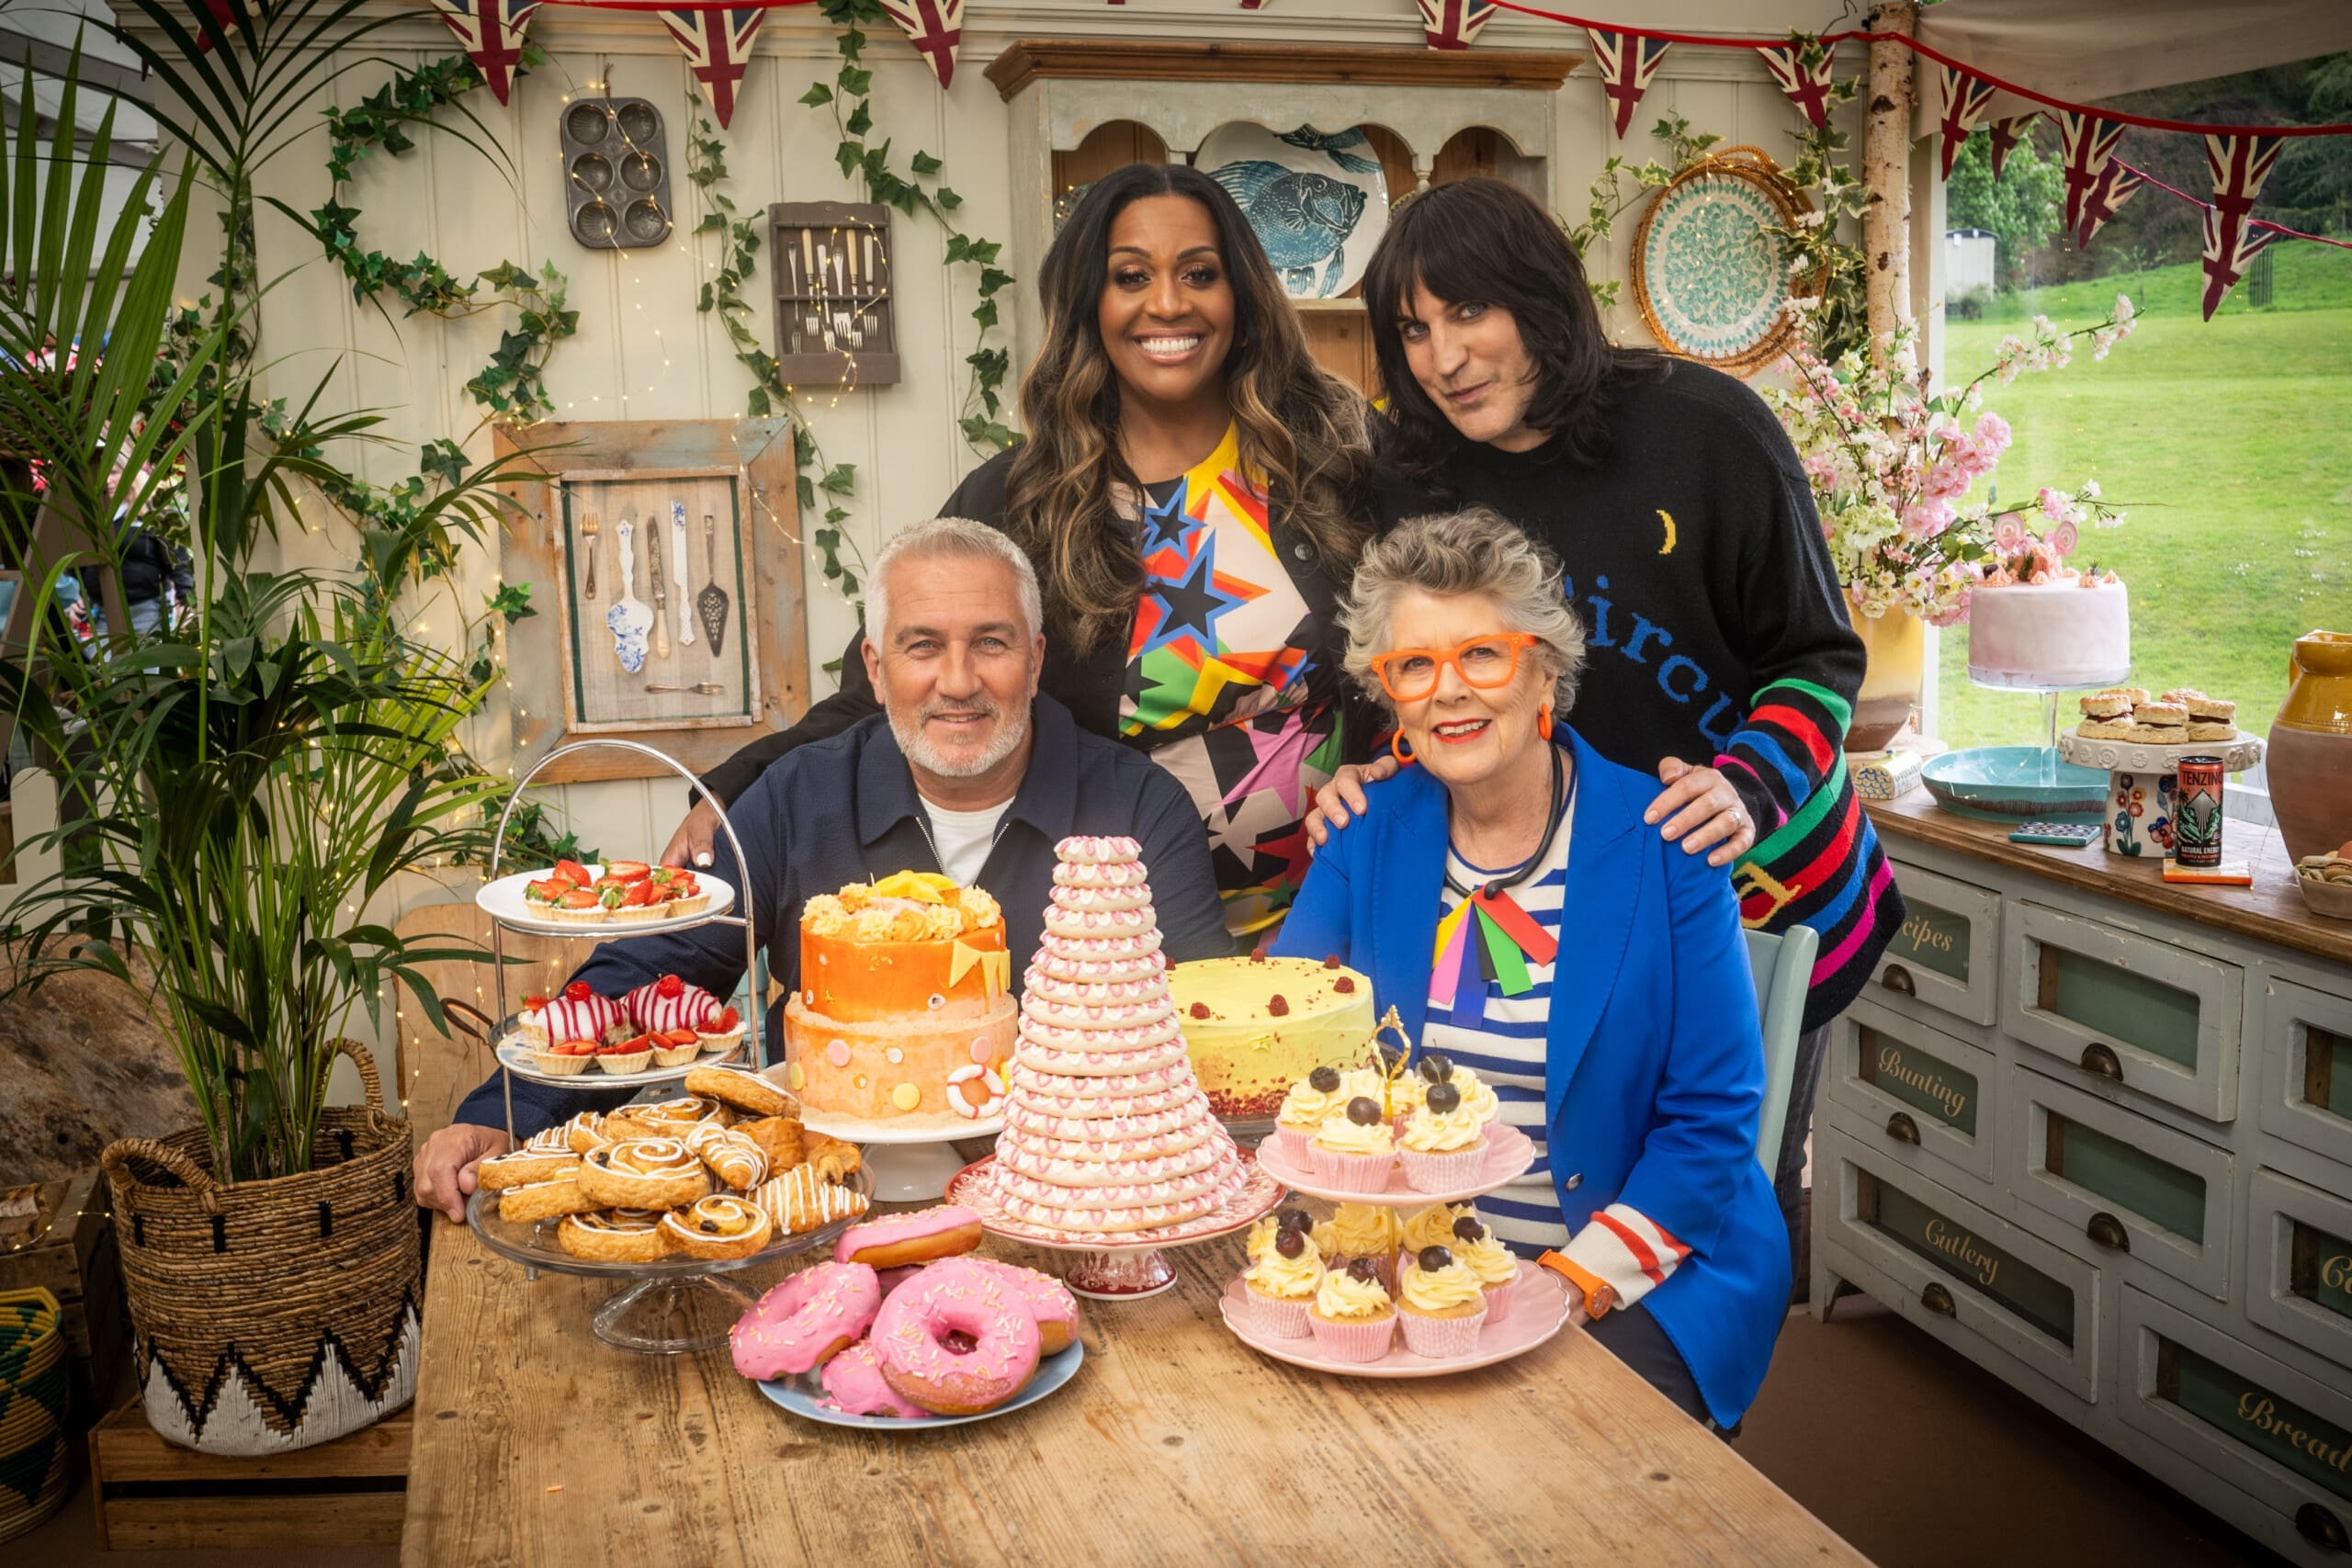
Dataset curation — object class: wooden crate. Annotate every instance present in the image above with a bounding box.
[87,1401,412,1551]
[0,1168,127,1422]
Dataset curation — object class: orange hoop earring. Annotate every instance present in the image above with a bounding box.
[1537,704,1555,741]
[1390,731,1418,768]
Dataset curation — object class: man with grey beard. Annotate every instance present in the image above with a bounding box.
[415,518,1227,1211]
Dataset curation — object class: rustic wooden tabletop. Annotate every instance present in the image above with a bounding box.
[402,1218,1867,1567]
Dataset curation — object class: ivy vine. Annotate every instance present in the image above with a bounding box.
[1563,113,1725,309]
[1769,31,1870,366]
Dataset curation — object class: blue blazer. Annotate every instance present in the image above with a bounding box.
[1272,728,1790,1427]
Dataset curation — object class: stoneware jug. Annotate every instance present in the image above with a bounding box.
[2266,630,2352,863]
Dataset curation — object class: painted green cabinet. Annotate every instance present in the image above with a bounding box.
[2248,1168,2352,1377]
[1830,998,1997,1186]
[1870,862,2002,1027]
[2259,978,2352,1172]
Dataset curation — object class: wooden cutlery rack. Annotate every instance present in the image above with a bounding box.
[769,200,899,386]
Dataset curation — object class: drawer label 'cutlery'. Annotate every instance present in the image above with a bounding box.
[1860,1028,1978,1134]
[1861,1172,2075,1345]
[2159,1338,2352,1502]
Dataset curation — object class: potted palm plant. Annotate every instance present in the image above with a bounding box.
[0,56,513,1453]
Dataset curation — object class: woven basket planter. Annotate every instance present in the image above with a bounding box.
[102,1041,421,1455]
[0,1287,68,1543]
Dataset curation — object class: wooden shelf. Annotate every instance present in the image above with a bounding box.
[88,1401,412,1551]
[987,39,1583,99]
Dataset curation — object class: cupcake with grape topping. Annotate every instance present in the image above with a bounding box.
[1307,1257,1397,1362]
[1449,1214,1521,1323]
[1396,1244,1489,1357]
[1397,1079,1489,1192]
[1240,1215,1325,1339]
[1246,1205,1317,1264]
[1309,1097,1398,1192]
[1274,1065,1350,1162]
[1400,1202,1476,1255]
[1312,1203,1402,1287]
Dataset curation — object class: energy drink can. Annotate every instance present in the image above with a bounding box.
[2174,756,2225,868]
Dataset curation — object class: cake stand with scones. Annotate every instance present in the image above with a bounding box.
[469,738,789,1355]
[2057,730,2266,857]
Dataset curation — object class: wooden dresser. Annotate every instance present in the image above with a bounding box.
[1815,794,2352,1564]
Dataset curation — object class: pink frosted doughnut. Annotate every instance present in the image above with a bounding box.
[1052,860,1149,888]
[818,1338,928,1418]
[956,1257,1082,1355]
[1057,835,1140,864]
[834,1203,984,1269]
[872,1259,1041,1416]
[730,1261,882,1380]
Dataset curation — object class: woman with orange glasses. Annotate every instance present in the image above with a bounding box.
[1272,507,1787,1434]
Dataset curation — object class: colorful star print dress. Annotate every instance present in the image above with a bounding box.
[1123,423,1345,937]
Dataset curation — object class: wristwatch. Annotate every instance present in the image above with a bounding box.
[1537,1251,1614,1318]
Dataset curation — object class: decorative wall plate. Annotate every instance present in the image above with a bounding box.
[1630,146,1816,378]
[1196,122,1389,299]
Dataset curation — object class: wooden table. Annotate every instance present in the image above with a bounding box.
[403,1220,1866,1566]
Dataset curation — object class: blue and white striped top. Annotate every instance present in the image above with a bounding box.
[1425,794,1576,1259]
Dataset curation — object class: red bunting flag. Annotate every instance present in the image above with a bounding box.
[1587,28,1672,140]
[2058,111,2127,241]
[1987,113,2039,179]
[1758,39,1837,130]
[1935,63,1997,180]
[2200,131,2286,319]
[190,0,236,53]
[657,6,766,128]
[425,0,540,106]
[876,0,964,88]
[2074,160,2143,247]
[1417,0,1497,51]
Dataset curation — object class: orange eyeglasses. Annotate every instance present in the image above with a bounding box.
[1366,633,1540,703]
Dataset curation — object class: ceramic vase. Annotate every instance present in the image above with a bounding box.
[2107,770,2177,858]
[1848,596,1924,753]
[2267,631,2352,863]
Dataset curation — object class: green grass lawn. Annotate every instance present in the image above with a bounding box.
[1935,242,2352,746]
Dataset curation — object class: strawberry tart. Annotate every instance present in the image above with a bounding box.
[520,976,744,1076]
[986,837,1248,1236]
[781,872,1019,1127]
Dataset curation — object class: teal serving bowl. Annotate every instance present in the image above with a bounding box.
[1921,746,2109,823]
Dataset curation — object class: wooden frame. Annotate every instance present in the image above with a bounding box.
[1630,146,1820,379]
[770,200,900,387]
[494,416,807,785]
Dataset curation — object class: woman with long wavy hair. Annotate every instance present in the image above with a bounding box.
[663,163,1374,941]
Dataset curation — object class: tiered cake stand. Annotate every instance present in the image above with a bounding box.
[946,1149,1286,1300]
[2057,730,2266,857]
[468,738,798,1354]
[1227,1125,1576,1376]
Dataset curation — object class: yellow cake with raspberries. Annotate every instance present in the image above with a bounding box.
[782,873,1017,1128]
[1169,955,1376,1120]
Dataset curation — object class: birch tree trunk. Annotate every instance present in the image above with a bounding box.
[1863,1,1920,345]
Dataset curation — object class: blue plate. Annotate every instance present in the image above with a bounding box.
[755,1340,1083,1430]
[1921,745,2109,824]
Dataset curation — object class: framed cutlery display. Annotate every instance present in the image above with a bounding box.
[493,417,808,783]
[769,200,899,386]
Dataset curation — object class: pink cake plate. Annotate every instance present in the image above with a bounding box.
[1219,1259,1573,1377]
[946,1149,1285,1301]
[1252,1123,1536,1206]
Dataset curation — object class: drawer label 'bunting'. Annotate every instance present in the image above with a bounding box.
[2159,1338,2352,1502]
[1860,1028,1977,1134]
[1861,1173,2075,1346]
[2290,1221,2352,1325]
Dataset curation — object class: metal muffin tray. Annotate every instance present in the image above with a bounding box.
[560,96,672,250]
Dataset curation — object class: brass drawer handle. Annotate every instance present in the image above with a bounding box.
[1920,1281,1956,1317]
[1881,963,1917,998]
[2079,1042,2124,1081]
[1886,1111,1921,1145]
[2297,1503,2347,1553]
[2086,1212,2131,1251]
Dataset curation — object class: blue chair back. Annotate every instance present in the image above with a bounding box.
[1744,924,1819,1172]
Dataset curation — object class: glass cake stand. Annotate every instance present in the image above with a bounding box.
[946,1148,1285,1300]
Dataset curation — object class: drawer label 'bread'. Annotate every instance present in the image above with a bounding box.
[1860,1028,1977,1134]
[1860,1172,2075,1345]
[2159,1338,2352,1501]
[2290,1220,2352,1325]
[1893,902,1971,983]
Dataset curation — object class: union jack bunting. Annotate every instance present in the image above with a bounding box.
[1417,0,1497,51]
[658,6,766,125]
[1587,28,1672,140]
[1987,113,2040,180]
[1758,39,1837,130]
[2200,131,2286,319]
[2074,160,2143,248]
[425,0,540,106]
[1935,63,1998,180]
[189,0,236,53]
[876,0,964,88]
[2057,111,2126,241]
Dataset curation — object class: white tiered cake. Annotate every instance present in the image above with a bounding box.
[987,836,1247,1235]
[1966,576,2132,690]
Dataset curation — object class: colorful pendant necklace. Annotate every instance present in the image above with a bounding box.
[1430,745,1573,1022]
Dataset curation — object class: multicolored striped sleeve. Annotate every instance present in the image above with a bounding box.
[1713,677,1906,1032]
[1554,1204,1692,1312]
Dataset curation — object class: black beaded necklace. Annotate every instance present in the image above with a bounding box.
[1442,742,1575,902]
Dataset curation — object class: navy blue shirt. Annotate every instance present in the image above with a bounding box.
[453,694,1229,1137]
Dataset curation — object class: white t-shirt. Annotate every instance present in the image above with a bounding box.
[922,798,1011,886]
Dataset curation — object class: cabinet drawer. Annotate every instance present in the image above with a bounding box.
[2003,900,2245,1122]
[2122,1285,2352,1562]
[1819,1128,2100,1402]
[2245,1168,2352,1376]
[2256,978,2352,1171]
[1827,1001,1998,1186]
[2006,1064,2234,1301]
[1873,861,2001,1027]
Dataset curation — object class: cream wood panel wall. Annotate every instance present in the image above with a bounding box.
[175,0,1860,1067]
